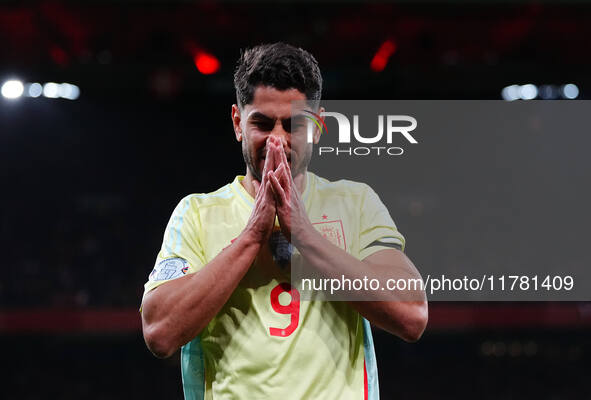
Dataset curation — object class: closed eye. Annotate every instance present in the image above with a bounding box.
[282,115,306,133]
[248,112,276,132]
[251,120,275,131]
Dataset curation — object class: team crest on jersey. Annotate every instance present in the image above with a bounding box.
[149,257,190,282]
[313,219,347,250]
[269,231,293,269]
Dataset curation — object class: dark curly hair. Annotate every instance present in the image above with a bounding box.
[233,43,323,108]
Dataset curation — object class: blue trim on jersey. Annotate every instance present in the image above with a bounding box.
[232,180,254,208]
[174,198,191,253]
[165,197,191,255]
[191,186,234,200]
[363,318,380,400]
[181,336,205,400]
[166,188,234,255]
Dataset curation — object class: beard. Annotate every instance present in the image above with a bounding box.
[242,140,313,182]
[242,140,263,182]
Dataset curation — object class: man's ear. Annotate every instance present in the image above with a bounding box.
[313,106,325,144]
[231,104,243,142]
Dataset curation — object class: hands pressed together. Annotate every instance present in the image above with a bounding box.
[246,136,310,245]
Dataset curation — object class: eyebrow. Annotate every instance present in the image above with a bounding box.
[247,112,275,122]
[246,111,308,124]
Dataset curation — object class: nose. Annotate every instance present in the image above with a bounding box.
[269,121,289,148]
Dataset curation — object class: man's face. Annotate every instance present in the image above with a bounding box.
[233,86,317,182]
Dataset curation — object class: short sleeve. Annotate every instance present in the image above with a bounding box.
[358,185,405,260]
[143,195,206,295]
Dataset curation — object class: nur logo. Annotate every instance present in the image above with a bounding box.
[302,109,418,156]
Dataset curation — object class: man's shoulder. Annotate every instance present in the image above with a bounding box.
[176,180,238,210]
[310,172,373,198]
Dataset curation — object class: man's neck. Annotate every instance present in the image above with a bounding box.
[242,169,307,198]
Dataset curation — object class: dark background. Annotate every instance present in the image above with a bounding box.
[1,1,590,398]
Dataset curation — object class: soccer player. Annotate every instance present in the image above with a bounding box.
[141,43,427,399]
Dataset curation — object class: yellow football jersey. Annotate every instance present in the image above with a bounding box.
[143,172,405,400]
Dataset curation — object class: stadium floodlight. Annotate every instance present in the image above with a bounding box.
[1,80,24,99]
[538,85,558,100]
[43,82,60,98]
[3,80,81,100]
[501,84,520,101]
[59,83,80,100]
[562,83,579,99]
[27,83,43,98]
[519,84,538,100]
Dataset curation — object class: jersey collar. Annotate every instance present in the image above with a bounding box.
[230,171,314,211]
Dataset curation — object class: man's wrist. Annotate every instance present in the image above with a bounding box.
[238,226,265,251]
[292,222,320,251]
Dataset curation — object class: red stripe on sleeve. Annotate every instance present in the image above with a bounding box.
[364,359,368,400]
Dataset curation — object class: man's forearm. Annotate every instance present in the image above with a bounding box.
[141,229,261,358]
[295,225,428,341]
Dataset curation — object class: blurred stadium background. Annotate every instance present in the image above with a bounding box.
[1,0,590,398]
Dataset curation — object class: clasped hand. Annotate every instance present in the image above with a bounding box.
[249,136,310,244]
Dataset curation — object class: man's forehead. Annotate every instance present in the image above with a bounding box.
[243,86,309,119]
[245,109,307,122]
